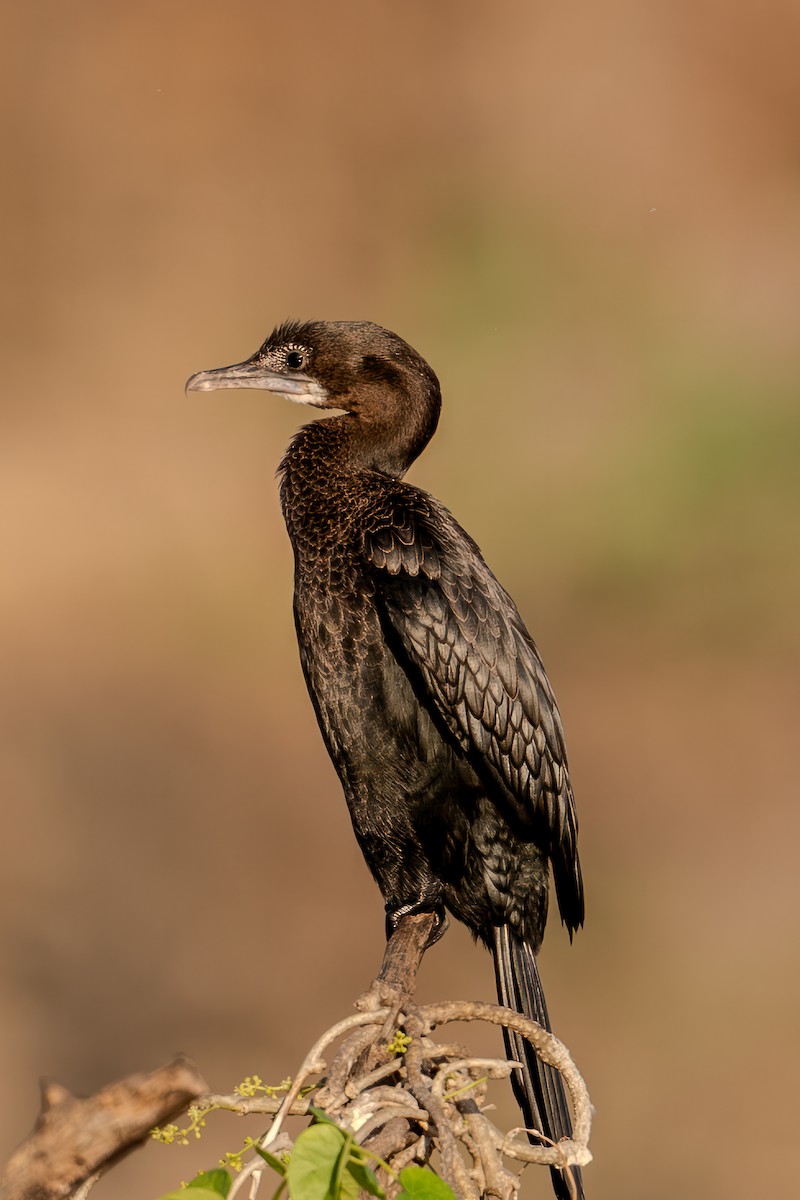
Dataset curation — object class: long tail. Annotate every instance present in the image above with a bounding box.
[492,924,584,1200]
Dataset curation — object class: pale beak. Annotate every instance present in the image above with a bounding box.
[185,358,327,406]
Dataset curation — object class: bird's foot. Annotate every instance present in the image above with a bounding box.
[385,900,449,948]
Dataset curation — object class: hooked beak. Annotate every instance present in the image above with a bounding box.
[185,357,328,406]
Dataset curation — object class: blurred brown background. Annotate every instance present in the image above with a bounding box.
[2,2,798,1197]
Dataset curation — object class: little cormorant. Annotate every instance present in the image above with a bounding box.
[187,321,585,1200]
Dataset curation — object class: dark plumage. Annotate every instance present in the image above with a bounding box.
[186,320,585,1199]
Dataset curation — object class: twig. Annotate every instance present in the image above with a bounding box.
[260,1008,390,1148]
[0,915,592,1200]
[420,999,592,1168]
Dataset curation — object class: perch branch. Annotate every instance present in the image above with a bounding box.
[1,913,592,1200]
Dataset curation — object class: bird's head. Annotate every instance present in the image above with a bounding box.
[186,320,441,476]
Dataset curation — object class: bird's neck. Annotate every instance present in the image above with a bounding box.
[349,377,440,477]
[279,390,439,488]
[278,417,352,498]
[277,420,378,556]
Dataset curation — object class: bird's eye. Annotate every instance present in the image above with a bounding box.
[286,350,305,370]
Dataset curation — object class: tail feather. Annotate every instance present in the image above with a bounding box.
[493,925,584,1200]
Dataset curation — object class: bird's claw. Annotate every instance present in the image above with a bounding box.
[385,901,449,948]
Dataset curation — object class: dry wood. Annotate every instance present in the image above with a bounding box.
[0,913,591,1200]
[0,1056,207,1200]
[376,910,438,994]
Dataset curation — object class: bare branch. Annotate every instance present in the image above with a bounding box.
[376,911,438,994]
[0,915,592,1200]
[0,1056,207,1200]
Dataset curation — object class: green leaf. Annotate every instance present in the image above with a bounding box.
[345,1157,383,1197]
[156,1190,223,1200]
[155,1167,233,1199]
[188,1170,231,1196]
[397,1166,457,1200]
[284,1115,385,1199]
[334,1160,361,1200]
[254,1144,288,1177]
[286,1123,348,1200]
[307,1105,339,1126]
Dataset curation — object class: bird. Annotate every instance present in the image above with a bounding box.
[186,320,585,1199]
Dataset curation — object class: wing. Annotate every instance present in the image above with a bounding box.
[364,494,583,932]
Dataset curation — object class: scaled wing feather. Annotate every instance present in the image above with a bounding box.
[363,496,583,932]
